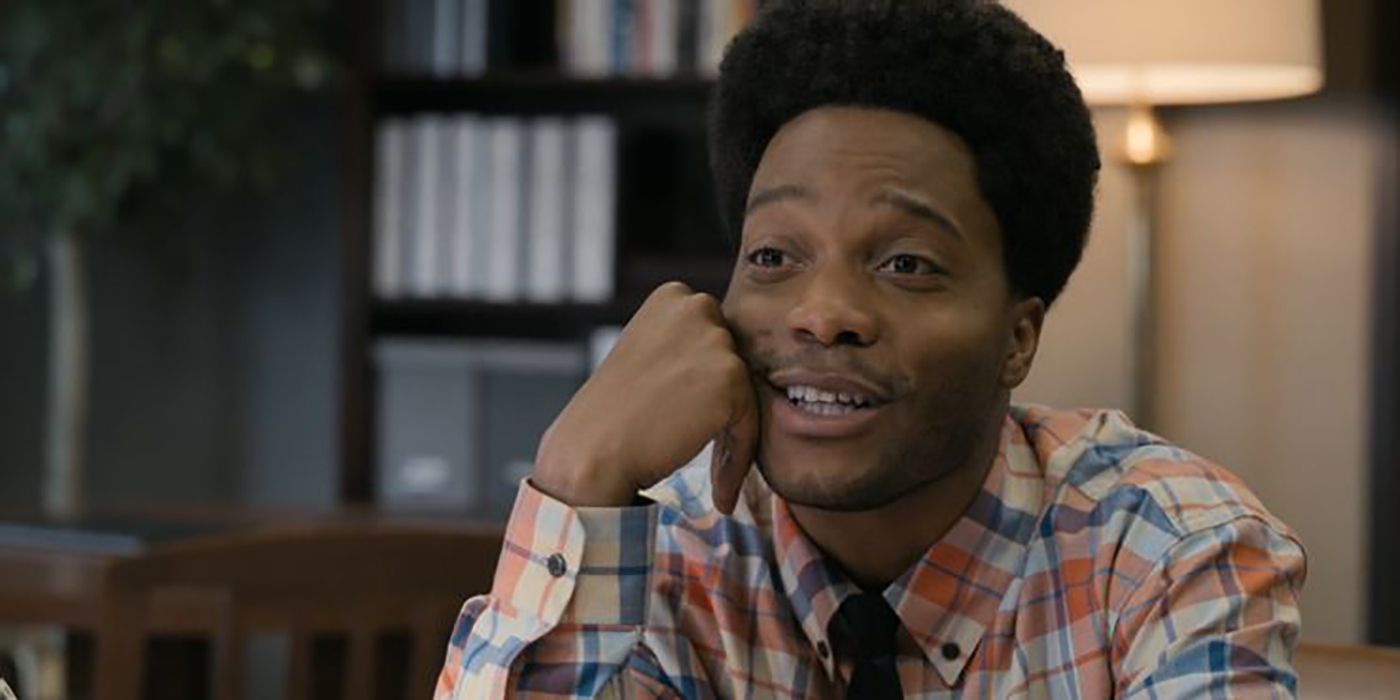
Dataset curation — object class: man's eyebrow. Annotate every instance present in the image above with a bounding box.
[871,190,963,240]
[745,184,814,216]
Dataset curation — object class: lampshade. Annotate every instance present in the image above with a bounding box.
[1001,0,1324,105]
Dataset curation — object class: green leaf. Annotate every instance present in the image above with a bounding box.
[0,0,338,241]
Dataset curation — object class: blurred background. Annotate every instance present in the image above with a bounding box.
[0,0,1396,697]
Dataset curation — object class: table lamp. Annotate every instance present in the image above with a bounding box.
[1002,0,1324,427]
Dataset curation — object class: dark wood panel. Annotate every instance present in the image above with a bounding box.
[1367,98,1399,647]
[367,254,732,338]
[371,300,627,339]
[374,74,713,123]
[1352,0,1400,648]
[337,0,377,504]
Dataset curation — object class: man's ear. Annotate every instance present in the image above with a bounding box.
[1002,296,1045,389]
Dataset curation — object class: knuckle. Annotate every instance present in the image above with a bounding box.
[655,280,693,298]
[641,282,688,312]
[692,291,720,310]
[683,292,721,319]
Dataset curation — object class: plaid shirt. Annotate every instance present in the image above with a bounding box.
[435,404,1306,698]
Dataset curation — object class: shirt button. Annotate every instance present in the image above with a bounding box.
[816,640,830,659]
[941,642,961,661]
[546,552,568,577]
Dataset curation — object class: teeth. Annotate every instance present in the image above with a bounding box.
[784,384,872,408]
[800,402,855,416]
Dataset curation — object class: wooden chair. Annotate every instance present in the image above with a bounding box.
[92,523,502,700]
[1296,641,1400,699]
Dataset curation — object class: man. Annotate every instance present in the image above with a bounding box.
[435,1,1306,697]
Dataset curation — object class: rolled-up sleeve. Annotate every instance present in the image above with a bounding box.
[434,479,665,699]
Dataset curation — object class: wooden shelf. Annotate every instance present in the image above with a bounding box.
[371,299,630,338]
[368,255,733,338]
[373,73,714,118]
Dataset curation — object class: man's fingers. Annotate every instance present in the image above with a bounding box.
[711,379,761,515]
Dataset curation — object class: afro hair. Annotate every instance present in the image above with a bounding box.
[708,0,1101,306]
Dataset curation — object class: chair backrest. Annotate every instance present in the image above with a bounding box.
[1296,641,1400,699]
[94,522,502,700]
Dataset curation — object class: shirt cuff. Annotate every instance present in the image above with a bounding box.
[490,478,657,629]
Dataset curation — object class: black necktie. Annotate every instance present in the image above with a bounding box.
[835,592,904,699]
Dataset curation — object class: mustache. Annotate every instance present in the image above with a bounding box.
[743,345,908,398]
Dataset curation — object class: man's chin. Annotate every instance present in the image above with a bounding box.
[756,453,927,513]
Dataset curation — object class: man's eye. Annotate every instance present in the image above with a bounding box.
[877,254,939,275]
[747,247,787,268]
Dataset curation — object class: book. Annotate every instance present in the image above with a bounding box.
[434,116,459,296]
[373,119,406,299]
[612,0,635,75]
[398,117,421,294]
[527,118,570,303]
[405,0,435,75]
[432,0,460,77]
[677,0,699,75]
[646,0,681,77]
[450,115,482,298]
[483,118,524,302]
[560,0,704,77]
[460,0,488,76]
[697,0,722,77]
[411,115,444,297]
[565,0,612,77]
[696,0,757,76]
[571,116,617,303]
[632,0,650,74]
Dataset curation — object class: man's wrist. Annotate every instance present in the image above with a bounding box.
[531,440,638,507]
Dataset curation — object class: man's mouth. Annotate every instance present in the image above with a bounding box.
[762,371,893,438]
[782,384,876,416]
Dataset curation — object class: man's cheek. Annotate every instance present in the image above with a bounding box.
[727,317,776,370]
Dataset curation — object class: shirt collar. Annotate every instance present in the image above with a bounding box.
[771,412,1046,688]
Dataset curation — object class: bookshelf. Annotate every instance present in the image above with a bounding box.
[377,74,715,117]
[336,1,742,507]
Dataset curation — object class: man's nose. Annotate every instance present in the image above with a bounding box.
[784,265,879,347]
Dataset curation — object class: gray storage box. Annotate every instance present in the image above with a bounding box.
[375,338,587,515]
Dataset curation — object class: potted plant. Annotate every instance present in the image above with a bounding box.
[0,0,338,517]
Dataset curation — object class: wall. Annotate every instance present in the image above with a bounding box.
[1157,100,1377,644]
[1017,99,1380,644]
[1016,108,1133,412]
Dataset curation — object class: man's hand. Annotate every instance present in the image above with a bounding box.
[531,281,760,514]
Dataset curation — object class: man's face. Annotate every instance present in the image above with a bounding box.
[721,106,1041,511]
